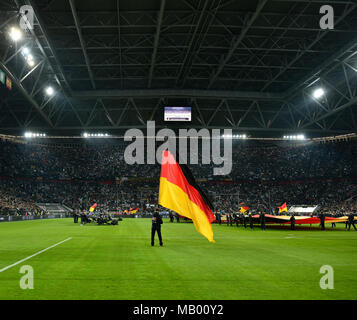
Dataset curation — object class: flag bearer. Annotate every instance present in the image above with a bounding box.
[151,210,163,246]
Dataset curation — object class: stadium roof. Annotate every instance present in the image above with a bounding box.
[0,0,356,137]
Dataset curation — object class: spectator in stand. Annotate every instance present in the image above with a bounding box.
[0,138,356,217]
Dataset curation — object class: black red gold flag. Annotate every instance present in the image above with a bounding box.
[159,150,215,242]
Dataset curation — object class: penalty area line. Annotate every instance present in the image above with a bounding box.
[0,237,72,273]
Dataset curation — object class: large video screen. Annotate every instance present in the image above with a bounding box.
[164,107,191,122]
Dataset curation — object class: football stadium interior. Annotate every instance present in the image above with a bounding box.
[0,0,357,301]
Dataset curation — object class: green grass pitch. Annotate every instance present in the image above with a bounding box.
[0,218,356,300]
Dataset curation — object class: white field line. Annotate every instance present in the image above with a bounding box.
[0,237,72,273]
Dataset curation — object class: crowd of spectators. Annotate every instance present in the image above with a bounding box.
[0,181,48,216]
[206,180,357,215]
[0,138,356,216]
[1,139,355,181]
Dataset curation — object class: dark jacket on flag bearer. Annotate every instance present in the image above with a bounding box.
[151,210,163,246]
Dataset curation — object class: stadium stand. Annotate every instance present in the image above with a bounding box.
[0,138,356,217]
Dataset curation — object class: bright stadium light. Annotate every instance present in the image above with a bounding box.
[24,132,46,138]
[313,88,325,99]
[21,47,30,56]
[230,134,248,139]
[45,86,54,96]
[21,48,35,67]
[84,132,109,138]
[27,59,35,67]
[9,27,22,41]
[283,134,306,140]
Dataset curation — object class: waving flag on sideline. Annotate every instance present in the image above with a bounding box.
[124,208,139,214]
[89,203,98,212]
[240,206,250,213]
[159,150,215,242]
[278,202,288,213]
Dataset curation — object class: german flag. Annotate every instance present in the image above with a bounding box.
[89,203,98,212]
[278,202,288,213]
[240,206,250,213]
[159,150,215,242]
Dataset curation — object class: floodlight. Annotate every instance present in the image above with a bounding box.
[9,27,22,41]
[22,47,30,56]
[45,86,54,96]
[313,88,325,99]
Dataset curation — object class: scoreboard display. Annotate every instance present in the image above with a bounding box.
[164,107,191,122]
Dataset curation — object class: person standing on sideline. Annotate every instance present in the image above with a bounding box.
[80,211,87,225]
[260,211,266,230]
[319,212,325,230]
[242,213,247,228]
[225,214,229,226]
[348,212,357,231]
[175,213,180,223]
[73,210,78,223]
[249,213,254,229]
[234,212,239,227]
[290,214,295,230]
[151,209,163,246]
[331,213,336,228]
[169,211,174,223]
